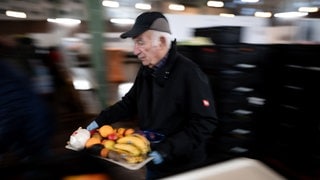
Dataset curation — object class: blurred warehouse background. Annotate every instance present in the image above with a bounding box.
[1,0,320,179]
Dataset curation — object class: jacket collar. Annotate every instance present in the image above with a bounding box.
[142,39,178,87]
[151,39,177,84]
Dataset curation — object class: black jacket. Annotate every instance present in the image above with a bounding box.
[95,42,218,174]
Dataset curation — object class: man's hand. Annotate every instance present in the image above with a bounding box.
[149,151,164,164]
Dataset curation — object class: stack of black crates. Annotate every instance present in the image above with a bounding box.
[177,26,320,178]
[263,44,320,176]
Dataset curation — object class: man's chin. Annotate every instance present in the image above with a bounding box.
[142,62,150,66]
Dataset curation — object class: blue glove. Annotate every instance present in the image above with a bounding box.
[149,151,164,165]
[86,120,99,131]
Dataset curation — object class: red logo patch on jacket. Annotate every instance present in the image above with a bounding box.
[202,99,210,107]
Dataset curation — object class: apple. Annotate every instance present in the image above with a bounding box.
[107,133,118,141]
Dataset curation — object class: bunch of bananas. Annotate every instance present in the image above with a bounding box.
[108,133,150,163]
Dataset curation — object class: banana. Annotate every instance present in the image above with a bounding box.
[113,143,141,156]
[130,133,150,146]
[130,133,151,153]
[116,135,150,154]
[107,149,128,163]
[124,155,145,164]
[108,149,146,163]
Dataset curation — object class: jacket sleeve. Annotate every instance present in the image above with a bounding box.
[155,66,218,160]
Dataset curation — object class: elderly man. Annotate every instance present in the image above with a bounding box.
[86,11,218,179]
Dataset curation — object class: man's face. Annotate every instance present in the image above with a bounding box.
[132,30,162,68]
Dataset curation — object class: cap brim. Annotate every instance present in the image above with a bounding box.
[120,26,148,39]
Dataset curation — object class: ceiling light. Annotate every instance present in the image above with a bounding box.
[241,0,259,2]
[6,10,27,18]
[254,11,272,18]
[168,4,185,11]
[110,18,135,25]
[135,3,151,10]
[274,11,308,18]
[298,7,319,13]
[207,1,224,8]
[102,0,119,8]
[47,18,81,26]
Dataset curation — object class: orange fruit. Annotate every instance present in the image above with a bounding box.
[100,148,109,158]
[116,128,126,136]
[124,128,135,136]
[99,125,114,138]
[92,132,103,141]
[85,137,101,148]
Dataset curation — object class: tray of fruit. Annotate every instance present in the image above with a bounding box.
[65,126,153,170]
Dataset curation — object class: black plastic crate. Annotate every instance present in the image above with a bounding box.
[194,26,241,44]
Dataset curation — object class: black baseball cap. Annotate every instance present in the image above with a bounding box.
[120,11,171,39]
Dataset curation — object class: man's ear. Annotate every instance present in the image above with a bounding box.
[159,36,166,47]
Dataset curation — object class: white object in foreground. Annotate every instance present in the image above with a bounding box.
[69,127,90,150]
[162,157,285,180]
